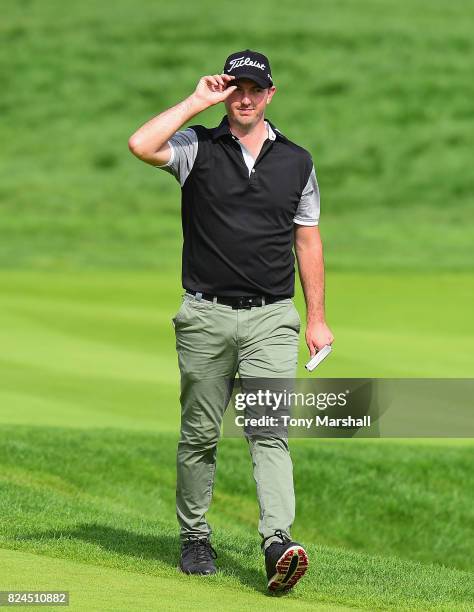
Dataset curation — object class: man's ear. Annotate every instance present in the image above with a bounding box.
[266,85,276,104]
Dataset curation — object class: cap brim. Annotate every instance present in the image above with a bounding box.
[232,72,272,88]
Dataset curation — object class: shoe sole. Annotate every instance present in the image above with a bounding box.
[178,563,217,576]
[267,545,309,593]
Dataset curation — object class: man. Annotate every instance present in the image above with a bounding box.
[129,49,334,593]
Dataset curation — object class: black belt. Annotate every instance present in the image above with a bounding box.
[185,290,289,310]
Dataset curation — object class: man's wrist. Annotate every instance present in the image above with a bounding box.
[307,314,326,325]
[185,93,210,116]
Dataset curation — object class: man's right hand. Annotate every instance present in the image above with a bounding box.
[192,74,237,109]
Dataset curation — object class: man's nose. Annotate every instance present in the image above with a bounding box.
[240,94,252,105]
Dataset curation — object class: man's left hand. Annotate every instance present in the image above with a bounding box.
[305,321,334,357]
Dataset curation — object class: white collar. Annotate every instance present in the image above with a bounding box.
[265,120,276,141]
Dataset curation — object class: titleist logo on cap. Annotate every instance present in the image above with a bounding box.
[223,50,273,87]
[227,56,266,72]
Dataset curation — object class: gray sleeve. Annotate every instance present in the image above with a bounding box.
[155,127,198,186]
[293,165,320,226]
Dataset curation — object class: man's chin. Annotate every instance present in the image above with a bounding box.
[232,113,258,128]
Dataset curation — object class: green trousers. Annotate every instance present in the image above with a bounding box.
[172,292,300,551]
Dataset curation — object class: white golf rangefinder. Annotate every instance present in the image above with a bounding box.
[305,344,332,372]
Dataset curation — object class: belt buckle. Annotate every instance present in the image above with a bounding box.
[234,296,253,310]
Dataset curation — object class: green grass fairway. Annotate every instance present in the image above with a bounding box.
[1,270,473,433]
[0,427,473,611]
[1,549,356,612]
[0,550,352,612]
[1,271,473,608]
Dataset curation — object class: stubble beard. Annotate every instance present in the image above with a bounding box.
[231,107,264,132]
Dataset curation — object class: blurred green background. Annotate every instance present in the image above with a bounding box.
[1,0,473,610]
[1,0,473,271]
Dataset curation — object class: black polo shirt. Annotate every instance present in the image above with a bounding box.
[157,115,319,297]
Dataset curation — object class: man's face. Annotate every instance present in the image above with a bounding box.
[224,78,276,129]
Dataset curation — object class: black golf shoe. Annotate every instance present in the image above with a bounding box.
[179,537,217,575]
[262,530,309,593]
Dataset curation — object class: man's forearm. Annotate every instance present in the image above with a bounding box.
[295,233,326,324]
[128,73,237,161]
[128,94,206,156]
